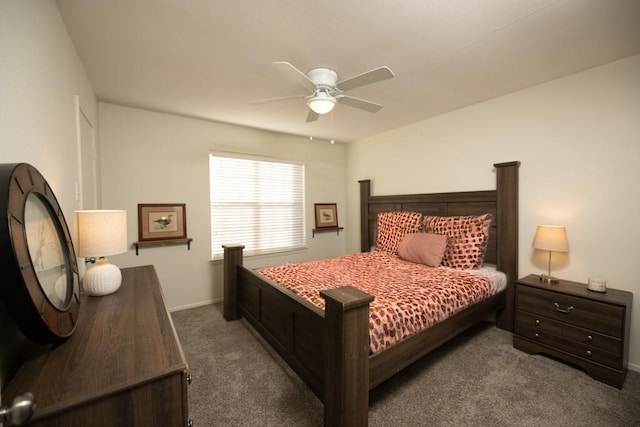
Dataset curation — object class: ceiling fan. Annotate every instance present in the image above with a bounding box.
[254,61,394,122]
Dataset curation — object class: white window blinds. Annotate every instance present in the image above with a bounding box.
[209,153,306,259]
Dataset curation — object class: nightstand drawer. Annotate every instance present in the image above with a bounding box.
[515,310,622,369]
[517,285,624,338]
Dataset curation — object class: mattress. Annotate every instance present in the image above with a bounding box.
[258,252,506,353]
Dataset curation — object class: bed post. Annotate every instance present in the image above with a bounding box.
[223,244,245,321]
[493,162,519,331]
[359,180,371,252]
[320,286,374,427]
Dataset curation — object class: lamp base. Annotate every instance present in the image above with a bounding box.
[539,274,559,284]
[83,258,122,296]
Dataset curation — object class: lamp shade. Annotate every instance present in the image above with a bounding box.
[74,210,127,257]
[307,92,336,114]
[531,225,569,252]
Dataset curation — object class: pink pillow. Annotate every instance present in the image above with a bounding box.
[375,211,423,255]
[397,233,448,267]
[423,214,492,269]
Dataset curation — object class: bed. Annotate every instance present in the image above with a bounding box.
[223,161,519,426]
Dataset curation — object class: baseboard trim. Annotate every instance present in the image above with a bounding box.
[169,299,218,312]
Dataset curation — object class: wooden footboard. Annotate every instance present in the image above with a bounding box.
[223,244,373,426]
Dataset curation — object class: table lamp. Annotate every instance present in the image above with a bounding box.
[531,225,569,284]
[74,210,127,296]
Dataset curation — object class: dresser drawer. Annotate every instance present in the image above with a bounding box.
[517,285,624,338]
[516,310,622,369]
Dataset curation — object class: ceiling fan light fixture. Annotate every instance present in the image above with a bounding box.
[307,92,336,115]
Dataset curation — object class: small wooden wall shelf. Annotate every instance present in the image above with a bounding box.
[312,227,343,237]
[134,238,193,255]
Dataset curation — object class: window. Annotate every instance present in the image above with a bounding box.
[209,152,306,259]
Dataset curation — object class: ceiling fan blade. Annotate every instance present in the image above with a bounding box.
[336,66,394,92]
[273,61,316,91]
[338,95,383,113]
[306,110,319,122]
[250,94,306,104]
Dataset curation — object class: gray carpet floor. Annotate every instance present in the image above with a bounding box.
[171,303,640,426]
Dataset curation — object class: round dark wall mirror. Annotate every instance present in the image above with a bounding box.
[24,192,74,310]
[0,163,80,344]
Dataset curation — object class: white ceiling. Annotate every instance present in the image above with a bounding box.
[56,0,640,143]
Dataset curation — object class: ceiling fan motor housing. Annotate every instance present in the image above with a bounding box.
[306,68,338,88]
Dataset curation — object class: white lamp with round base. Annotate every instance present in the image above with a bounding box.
[74,210,127,296]
[82,257,123,296]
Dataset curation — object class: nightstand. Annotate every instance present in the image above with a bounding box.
[513,274,632,388]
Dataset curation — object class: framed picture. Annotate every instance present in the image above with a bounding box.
[314,203,338,228]
[137,203,187,242]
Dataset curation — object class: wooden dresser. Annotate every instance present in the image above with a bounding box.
[513,274,632,388]
[3,265,190,426]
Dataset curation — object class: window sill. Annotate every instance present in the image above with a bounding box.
[210,246,309,263]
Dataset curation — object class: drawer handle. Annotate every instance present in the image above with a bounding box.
[535,319,540,326]
[586,350,592,357]
[554,302,574,314]
[0,392,34,425]
[586,335,593,342]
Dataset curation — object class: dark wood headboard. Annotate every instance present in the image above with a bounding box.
[359,161,520,330]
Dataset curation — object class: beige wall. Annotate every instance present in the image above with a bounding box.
[0,1,97,222]
[99,103,347,310]
[345,54,640,371]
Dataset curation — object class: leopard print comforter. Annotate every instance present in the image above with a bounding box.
[258,251,496,353]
